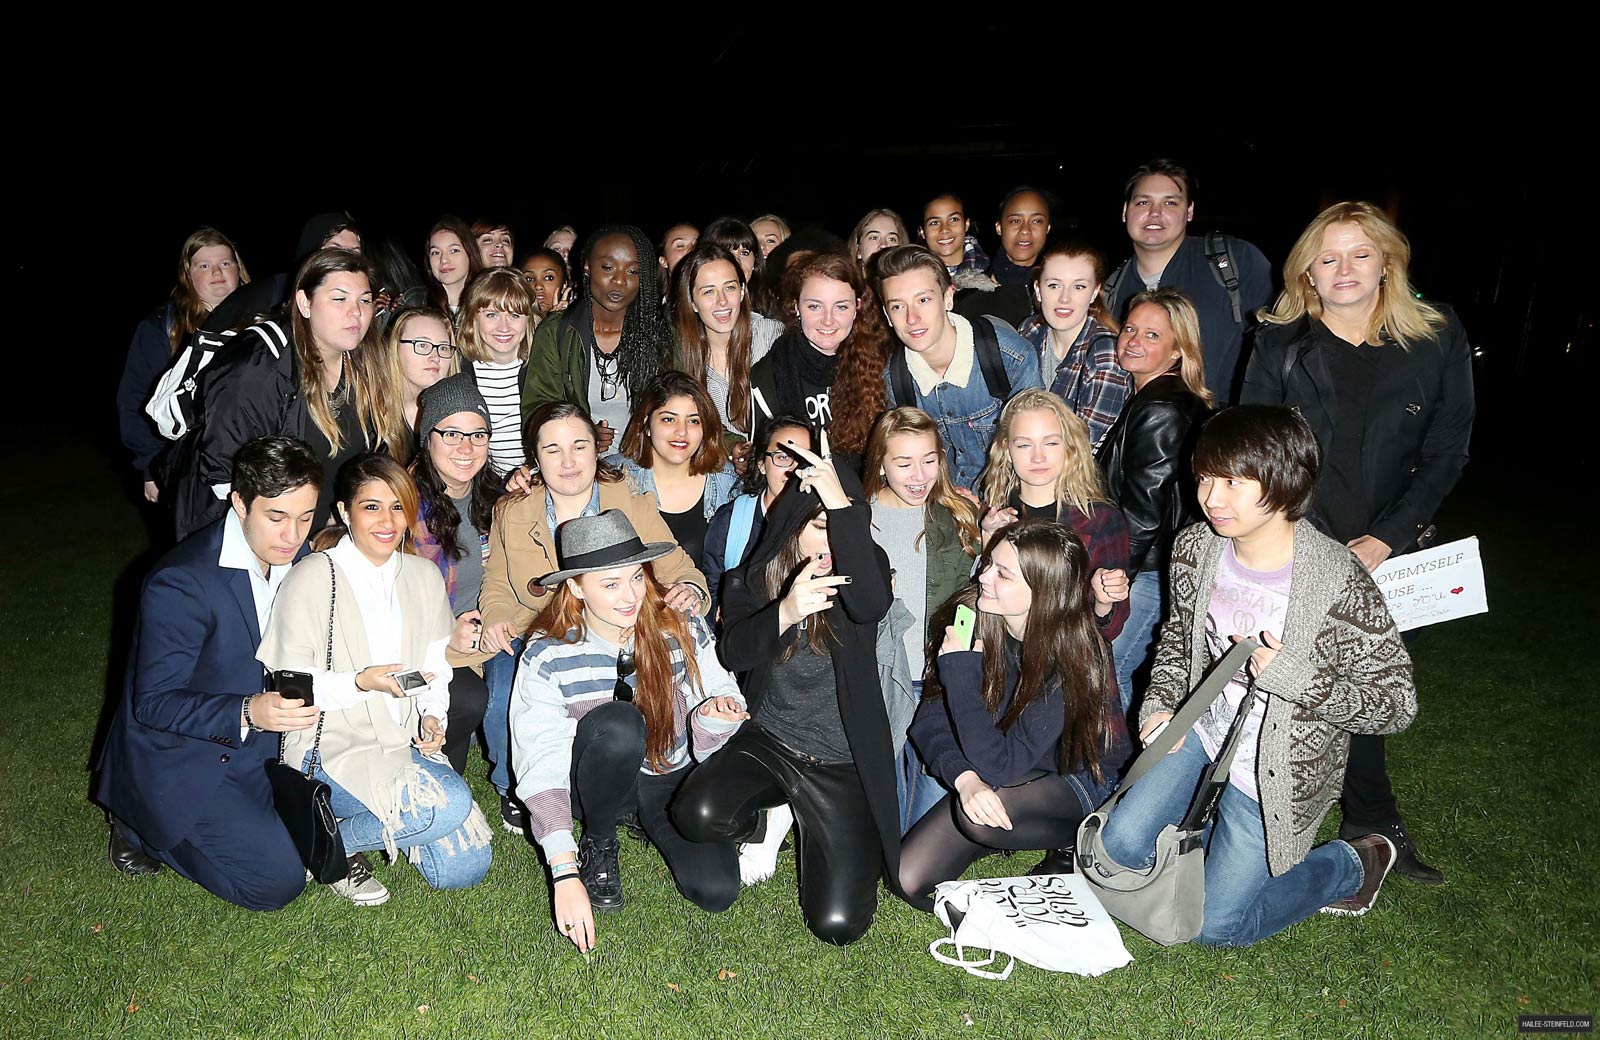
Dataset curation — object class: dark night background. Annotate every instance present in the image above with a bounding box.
[10,110,1592,483]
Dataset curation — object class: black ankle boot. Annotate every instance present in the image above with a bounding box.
[107,815,162,877]
[1340,820,1443,885]
[1028,847,1075,876]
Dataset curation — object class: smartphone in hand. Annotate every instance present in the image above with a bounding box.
[389,669,428,694]
[272,669,315,707]
[952,605,977,652]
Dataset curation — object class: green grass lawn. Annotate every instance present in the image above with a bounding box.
[2,455,1594,1040]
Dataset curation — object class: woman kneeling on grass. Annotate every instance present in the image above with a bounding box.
[896,519,1130,909]
[1095,406,1417,945]
[259,453,493,906]
[510,511,746,952]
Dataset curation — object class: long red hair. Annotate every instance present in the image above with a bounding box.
[789,251,891,455]
[527,563,704,772]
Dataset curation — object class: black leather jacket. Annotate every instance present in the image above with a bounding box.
[1096,371,1210,573]
[1241,307,1474,553]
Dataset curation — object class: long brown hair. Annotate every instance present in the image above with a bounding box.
[422,217,482,313]
[619,370,729,475]
[674,244,757,432]
[790,252,892,455]
[528,563,704,772]
[862,407,979,555]
[169,227,251,353]
[926,519,1116,781]
[760,496,837,661]
[290,249,386,455]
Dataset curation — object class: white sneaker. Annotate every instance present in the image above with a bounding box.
[326,853,390,906]
[738,805,793,887]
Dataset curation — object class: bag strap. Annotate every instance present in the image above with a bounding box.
[1108,636,1258,800]
[724,495,760,569]
[289,554,339,777]
[1101,260,1129,320]
[888,349,916,408]
[1204,231,1243,325]
[971,316,1012,401]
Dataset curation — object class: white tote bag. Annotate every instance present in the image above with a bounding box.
[929,873,1133,979]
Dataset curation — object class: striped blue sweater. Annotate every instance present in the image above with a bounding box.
[509,616,743,858]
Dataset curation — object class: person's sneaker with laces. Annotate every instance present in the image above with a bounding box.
[500,794,529,835]
[326,853,390,907]
[738,804,793,887]
[1321,834,1396,917]
[1340,819,1444,885]
[579,832,623,911]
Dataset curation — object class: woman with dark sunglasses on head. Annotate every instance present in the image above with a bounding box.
[510,510,746,953]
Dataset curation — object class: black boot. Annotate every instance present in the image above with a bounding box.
[1028,847,1075,876]
[1340,820,1443,885]
[107,814,162,877]
[578,831,624,911]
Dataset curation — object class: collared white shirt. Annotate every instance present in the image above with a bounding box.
[219,509,292,637]
[903,312,976,395]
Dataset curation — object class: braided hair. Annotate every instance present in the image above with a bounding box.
[579,224,673,401]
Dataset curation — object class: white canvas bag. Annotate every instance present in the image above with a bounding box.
[929,873,1133,979]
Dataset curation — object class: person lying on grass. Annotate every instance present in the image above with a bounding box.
[509,510,747,953]
[1095,405,1417,945]
[896,518,1130,909]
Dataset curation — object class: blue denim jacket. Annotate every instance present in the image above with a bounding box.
[609,455,741,521]
[882,314,1044,490]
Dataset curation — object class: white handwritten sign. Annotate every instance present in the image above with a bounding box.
[1369,536,1488,632]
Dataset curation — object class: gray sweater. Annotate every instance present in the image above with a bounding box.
[1141,520,1416,877]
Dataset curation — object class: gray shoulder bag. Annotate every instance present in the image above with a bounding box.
[1076,637,1258,947]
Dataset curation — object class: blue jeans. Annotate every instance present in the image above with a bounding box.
[1111,570,1164,715]
[1098,738,1362,947]
[481,639,524,796]
[897,741,948,835]
[313,750,491,891]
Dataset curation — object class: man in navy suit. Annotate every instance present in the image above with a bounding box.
[95,437,323,910]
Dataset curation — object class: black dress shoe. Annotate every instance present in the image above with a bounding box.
[1340,820,1444,885]
[1028,847,1076,876]
[108,816,163,877]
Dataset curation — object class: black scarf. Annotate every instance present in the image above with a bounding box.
[989,251,1038,287]
[769,328,839,417]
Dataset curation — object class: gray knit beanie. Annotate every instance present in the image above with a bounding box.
[416,373,490,438]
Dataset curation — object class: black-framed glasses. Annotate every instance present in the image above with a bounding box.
[402,338,457,359]
[613,649,636,702]
[763,449,800,468]
[431,427,490,446]
[596,351,621,402]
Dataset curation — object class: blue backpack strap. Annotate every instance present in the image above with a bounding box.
[724,495,760,569]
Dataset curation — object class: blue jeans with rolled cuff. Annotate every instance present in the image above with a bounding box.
[480,638,525,796]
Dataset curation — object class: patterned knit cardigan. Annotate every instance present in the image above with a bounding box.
[1139,520,1417,876]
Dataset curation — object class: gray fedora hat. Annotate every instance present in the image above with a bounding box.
[537,509,676,586]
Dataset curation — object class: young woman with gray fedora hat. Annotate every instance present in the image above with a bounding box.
[509,510,747,954]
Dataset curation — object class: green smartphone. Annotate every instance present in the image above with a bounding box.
[952,604,977,651]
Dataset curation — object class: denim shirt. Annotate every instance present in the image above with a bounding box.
[608,455,741,521]
[882,313,1044,490]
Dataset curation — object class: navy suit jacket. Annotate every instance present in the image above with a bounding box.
[96,518,287,851]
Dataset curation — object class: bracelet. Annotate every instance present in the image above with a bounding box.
[550,861,580,879]
[242,695,266,733]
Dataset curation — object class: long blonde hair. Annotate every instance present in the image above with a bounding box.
[862,407,980,555]
[1123,288,1213,406]
[379,307,460,460]
[981,389,1108,518]
[1260,201,1446,350]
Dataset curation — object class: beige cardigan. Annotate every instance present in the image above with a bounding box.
[258,549,456,845]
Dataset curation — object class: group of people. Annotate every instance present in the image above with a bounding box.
[98,159,1475,953]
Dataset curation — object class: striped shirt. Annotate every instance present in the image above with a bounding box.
[472,360,525,475]
[508,616,743,859]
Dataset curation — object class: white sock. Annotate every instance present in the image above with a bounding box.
[738,804,793,887]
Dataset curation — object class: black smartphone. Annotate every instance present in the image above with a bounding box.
[272,669,314,707]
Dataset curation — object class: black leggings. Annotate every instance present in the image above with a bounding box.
[444,665,489,777]
[570,701,739,912]
[672,724,882,946]
[897,771,1091,912]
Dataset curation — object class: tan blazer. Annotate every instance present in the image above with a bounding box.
[478,479,710,635]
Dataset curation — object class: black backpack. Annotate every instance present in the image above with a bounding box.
[1102,230,1244,323]
[887,314,1012,408]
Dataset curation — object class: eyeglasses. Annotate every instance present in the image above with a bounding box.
[403,338,456,359]
[596,351,621,402]
[613,649,636,702]
[763,449,800,468]
[431,427,490,446]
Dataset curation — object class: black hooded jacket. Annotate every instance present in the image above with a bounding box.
[201,212,358,333]
[717,467,900,876]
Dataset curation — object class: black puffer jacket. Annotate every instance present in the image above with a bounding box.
[1241,307,1474,553]
[1095,371,1209,573]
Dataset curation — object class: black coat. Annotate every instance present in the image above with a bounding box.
[717,473,899,876]
[1241,308,1474,553]
[1096,371,1210,573]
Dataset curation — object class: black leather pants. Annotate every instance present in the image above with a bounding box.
[673,724,882,945]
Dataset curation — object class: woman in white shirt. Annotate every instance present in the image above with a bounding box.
[259,453,492,905]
